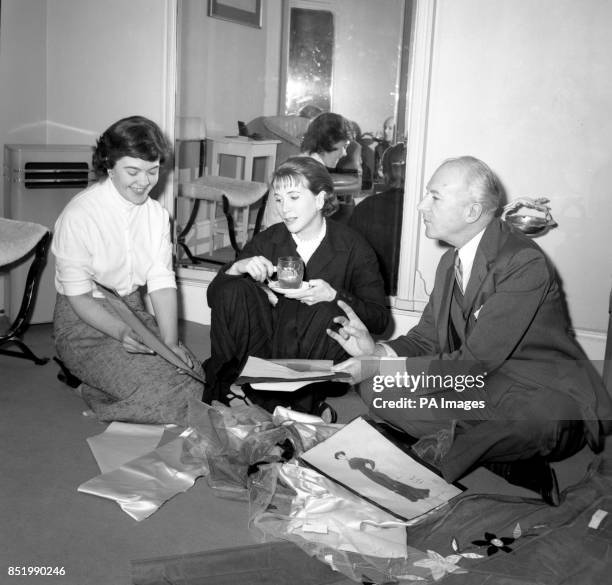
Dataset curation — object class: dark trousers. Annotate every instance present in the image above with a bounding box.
[360,376,588,482]
[204,276,348,411]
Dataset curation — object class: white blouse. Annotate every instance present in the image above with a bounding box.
[291,220,327,264]
[52,178,176,298]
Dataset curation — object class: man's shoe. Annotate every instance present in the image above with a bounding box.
[486,458,561,506]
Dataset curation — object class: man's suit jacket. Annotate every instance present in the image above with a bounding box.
[387,218,612,448]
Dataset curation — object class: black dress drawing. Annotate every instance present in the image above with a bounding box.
[335,451,430,502]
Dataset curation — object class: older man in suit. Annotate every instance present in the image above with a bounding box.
[328,156,612,505]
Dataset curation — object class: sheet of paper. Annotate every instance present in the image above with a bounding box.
[270,359,334,371]
[250,380,314,392]
[86,422,165,474]
[300,417,463,522]
[237,356,350,384]
[93,280,206,384]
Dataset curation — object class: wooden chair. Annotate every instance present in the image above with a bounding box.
[0,218,51,364]
[177,175,268,264]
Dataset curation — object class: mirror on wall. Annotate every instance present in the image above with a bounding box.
[174,0,411,288]
[283,7,334,115]
[279,0,408,139]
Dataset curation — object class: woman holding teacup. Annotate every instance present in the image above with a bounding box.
[204,157,389,418]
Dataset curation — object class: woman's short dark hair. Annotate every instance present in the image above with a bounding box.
[92,115,172,179]
[301,112,350,155]
[271,156,339,217]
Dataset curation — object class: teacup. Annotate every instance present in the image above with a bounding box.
[277,256,304,289]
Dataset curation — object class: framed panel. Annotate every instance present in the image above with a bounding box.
[208,0,262,29]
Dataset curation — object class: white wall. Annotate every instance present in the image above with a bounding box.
[412,0,612,339]
[0,0,47,146]
[0,0,48,313]
[46,0,173,143]
[0,0,173,164]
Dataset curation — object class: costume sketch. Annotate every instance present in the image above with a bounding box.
[335,451,429,502]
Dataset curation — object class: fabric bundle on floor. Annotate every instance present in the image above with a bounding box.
[79,399,612,583]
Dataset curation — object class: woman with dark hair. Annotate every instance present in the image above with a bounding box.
[263,112,361,228]
[91,116,171,179]
[52,115,203,424]
[205,156,388,417]
[301,112,351,169]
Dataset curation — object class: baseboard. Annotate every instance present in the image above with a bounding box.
[177,267,215,325]
[387,307,422,340]
[575,329,608,369]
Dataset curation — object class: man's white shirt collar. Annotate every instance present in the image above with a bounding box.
[456,228,486,292]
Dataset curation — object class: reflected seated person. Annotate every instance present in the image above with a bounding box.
[263,112,362,228]
[374,116,396,182]
[328,155,612,506]
[349,142,406,295]
[204,156,389,417]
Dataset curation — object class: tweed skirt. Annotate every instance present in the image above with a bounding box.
[53,292,203,425]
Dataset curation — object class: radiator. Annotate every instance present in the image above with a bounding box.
[2,144,94,323]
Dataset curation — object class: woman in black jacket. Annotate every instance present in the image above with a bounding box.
[204,157,389,416]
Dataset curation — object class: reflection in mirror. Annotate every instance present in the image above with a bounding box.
[174,0,412,280]
[285,8,334,114]
[281,0,407,135]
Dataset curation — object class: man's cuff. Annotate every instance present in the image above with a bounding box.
[376,342,398,357]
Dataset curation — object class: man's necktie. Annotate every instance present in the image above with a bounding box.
[454,251,464,292]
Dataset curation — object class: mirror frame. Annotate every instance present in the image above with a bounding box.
[161,0,178,215]
[395,0,436,314]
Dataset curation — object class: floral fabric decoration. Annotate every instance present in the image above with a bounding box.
[450,523,536,560]
[413,550,467,581]
[471,531,515,555]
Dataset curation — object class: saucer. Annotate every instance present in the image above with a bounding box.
[268,281,310,295]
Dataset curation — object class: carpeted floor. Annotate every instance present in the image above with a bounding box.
[0,322,256,585]
[0,322,603,584]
